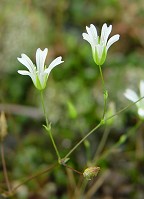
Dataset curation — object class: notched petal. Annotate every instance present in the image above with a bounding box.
[36,48,48,72]
[106,34,120,50]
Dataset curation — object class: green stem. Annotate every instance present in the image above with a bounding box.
[40,91,61,162]
[96,122,142,164]
[98,65,108,119]
[93,125,110,163]
[98,65,105,89]
[63,121,103,160]
[63,96,144,161]
[105,96,144,122]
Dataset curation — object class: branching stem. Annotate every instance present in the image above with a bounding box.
[40,91,61,162]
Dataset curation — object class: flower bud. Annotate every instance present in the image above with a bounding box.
[83,166,100,180]
[0,112,8,141]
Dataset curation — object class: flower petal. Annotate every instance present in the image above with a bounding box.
[86,25,96,39]
[18,70,31,76]
[124,89,139,102]
[139,80,144,98]
[82,32,96,55]
[18,69,37,87]
[17,54,35,74]
[36,48,48,73]
[89,24,98,40]
[96,44,104,60]
[106,34,120,50]
[138,108,144,118]
[100,23,112,46]
[83,24,99,56]
[82,33,92,45]
[18,69,36,83]
[86,25,98,46]
[44,56,64,75]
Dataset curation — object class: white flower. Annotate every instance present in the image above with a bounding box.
[82,23,120,65]
[124,80,144,118]
[17,48,64,90]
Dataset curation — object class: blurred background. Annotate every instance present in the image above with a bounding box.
[0,0,144,198]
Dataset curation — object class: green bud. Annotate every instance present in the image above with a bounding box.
[83,166,100,180]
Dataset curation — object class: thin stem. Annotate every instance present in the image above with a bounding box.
[96,120,142,164]
[63,164,83,175]
[93,125,110,163]
[40,91,61,162]
[63,96,144,161]
[98,65,108,119]
[98,65,105,89]
[63,122,103,160]
[94,98,144,163]
[40,91,49,127]
[72,176,84,199]
[105,96,144,122]
[0,142,11,193]
[11,163,57,195]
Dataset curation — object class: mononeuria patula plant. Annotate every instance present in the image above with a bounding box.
[17,48,64,90]
[16,24,120,179]
[16,25,120,163]
[124,80,144,119]
[2,22,144,198]
[14,23,122,189]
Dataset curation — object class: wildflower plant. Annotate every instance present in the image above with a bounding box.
[16,23,121,181]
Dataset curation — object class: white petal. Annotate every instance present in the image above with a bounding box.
[96,44,104,59]
[82,33,95,53]
[86,24,98,45]
[44,56,64,75]
[38,72,45,86]
[17,54,35,73]
[139,80,144,98]
[82,33,92,44]
[138,108,144,118]
[124,89,139,102]
[18,70,31,76]
[89,24,98,40]
[83,24,99,55]
[100,23,112,45]
[36,48,48,73]
[86,25,94,39]
[106,34,120,50]
[18,70,36,86]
